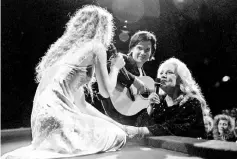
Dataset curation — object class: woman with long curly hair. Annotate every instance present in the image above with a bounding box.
[2,5,128,159]
[124,57,208,138]
[213,114,236,142]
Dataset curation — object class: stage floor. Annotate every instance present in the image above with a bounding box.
[1,136,202,159]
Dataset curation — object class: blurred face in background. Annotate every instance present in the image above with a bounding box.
[218,119,228,134]
[204,121,212,132]
[231,109,236,120]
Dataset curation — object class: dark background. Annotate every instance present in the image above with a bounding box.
[2,0,237,129]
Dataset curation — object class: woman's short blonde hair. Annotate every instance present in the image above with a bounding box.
[157,57,209,115]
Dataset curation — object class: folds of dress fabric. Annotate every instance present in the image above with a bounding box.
[2,55,126,159]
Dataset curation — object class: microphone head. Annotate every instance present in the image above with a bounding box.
[155,78,161,85]
[154,78,161,94]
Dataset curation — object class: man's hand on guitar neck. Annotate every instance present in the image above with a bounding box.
[148,92,160,104]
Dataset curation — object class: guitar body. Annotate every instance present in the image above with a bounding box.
[111,76,155,116]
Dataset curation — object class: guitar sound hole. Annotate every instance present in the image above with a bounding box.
[141,92,150,98]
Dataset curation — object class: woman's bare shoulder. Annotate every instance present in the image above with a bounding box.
[73,41,106,65]
[58,42,105,66]
[72,41,106,59]
[90,41,106,56]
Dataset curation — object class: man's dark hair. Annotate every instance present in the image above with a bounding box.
[129,31,157,60]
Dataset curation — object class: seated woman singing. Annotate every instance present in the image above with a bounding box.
[124,57,209,139]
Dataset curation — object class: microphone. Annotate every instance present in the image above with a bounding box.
[155,78,161,94]
[108,44,130,80]
[154,78,165,102]
[149,78,161,113]
[112,50,134,101]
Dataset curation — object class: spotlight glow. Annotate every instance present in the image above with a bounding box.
[112,0,144,23]
[119,31,129,42]
[222,76,230,82]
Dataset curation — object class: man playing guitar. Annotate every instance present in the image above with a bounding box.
[98,30,157,126]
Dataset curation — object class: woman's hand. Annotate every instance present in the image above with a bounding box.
[147,92,160,115]
[148,92,160,105]
[110,53,125,70]
[123,125,139,138]
[123,126,151,138]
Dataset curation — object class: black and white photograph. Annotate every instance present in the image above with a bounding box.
[1,0,237,158]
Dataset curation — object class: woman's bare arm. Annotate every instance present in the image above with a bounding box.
[82,42,126,130]
[94,43,124,97]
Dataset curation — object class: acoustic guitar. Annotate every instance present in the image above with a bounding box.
[110,76,155,116]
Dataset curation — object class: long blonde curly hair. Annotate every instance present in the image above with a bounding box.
[157,57,209,115]
[35,5,114,83]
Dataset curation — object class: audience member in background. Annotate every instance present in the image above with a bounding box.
[219,107,237,139]
[203,115,214,139]
[230,108,237,123]
[222,109,230,116]
[213,114,236,142]
[230,108,237,138]
[123,57,208,139]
